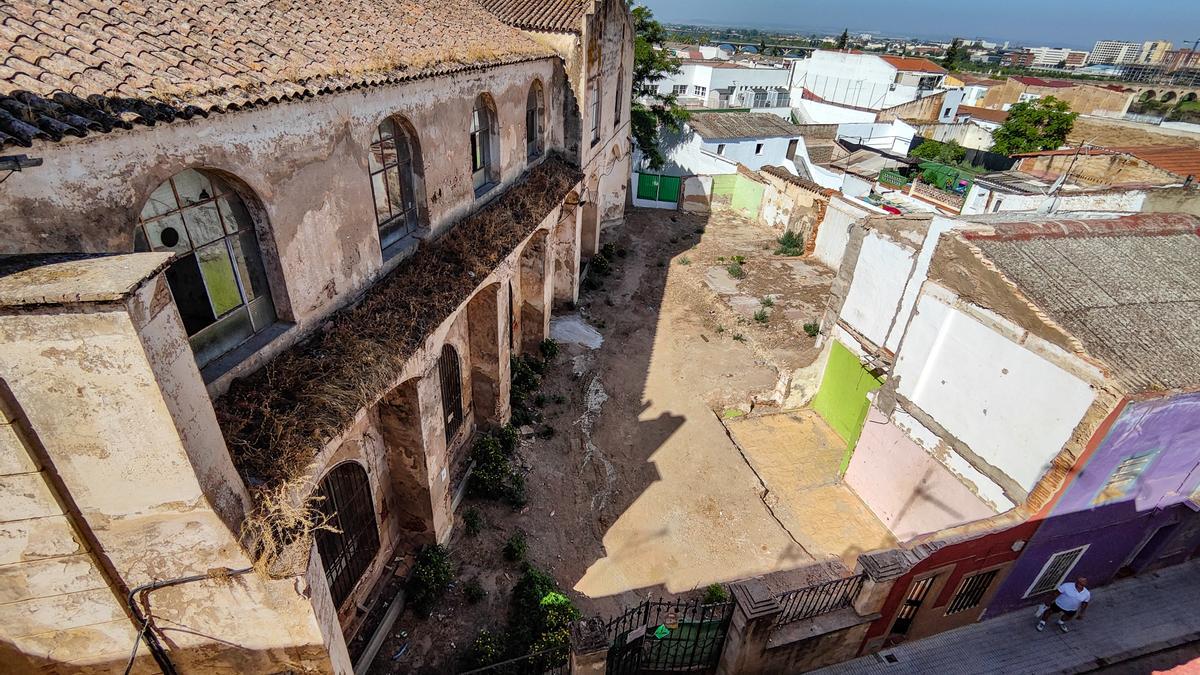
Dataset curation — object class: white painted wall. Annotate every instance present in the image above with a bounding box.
[652,62,791,108]
[893,286,1097,493]
[811,196,885,271]
[891,407,1016,512]
[840,230,916,347]
[701,135,797,171]
[923,121,995,151]
[841,173,874,197]
[793,98,877,124]
[961,84,990,106]
[837,119,917,154]
[961,184,1148,215]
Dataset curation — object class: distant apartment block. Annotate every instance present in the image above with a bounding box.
[1088,39,1148,65]
[1140,40,1174,64]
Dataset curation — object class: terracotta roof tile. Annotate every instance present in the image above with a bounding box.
[0,0,553,148]
[878,55,946,74]
[958,105,1009,124]
[476,0,588,33]
[687,111,798,139]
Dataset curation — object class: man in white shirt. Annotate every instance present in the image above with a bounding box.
[1036,577,1091,633]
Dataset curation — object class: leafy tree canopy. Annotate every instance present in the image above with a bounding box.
[631,4,688,170]
[990,96,1078,156]
[836,29,849,50]
[910,138,967,164]
[942,38,962,69]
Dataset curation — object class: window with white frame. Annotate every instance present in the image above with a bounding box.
[1025,546,1088,597]
[672,84,688,96]
[776,92,790,107]
[1093,451,1158,505]
[693,85,707,98]
[753,91,768,107]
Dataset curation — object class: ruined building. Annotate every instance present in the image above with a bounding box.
[0,0,631,671]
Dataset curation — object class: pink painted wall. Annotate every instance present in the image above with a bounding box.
[844,407,996,541]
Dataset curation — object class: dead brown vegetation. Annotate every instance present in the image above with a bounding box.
[216,156,581,496]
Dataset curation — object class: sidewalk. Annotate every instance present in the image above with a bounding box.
[812,559,1200,675]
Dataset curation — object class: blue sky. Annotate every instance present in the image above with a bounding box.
[638,0,1200,51]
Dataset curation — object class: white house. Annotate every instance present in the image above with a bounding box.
[790,51,948,112]
[653,59,792,114]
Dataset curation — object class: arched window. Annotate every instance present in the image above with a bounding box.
[136,169,276,367]
[439,344,463,443]
[470,94,499,195]
[526,80,545,160]
[369,117,423,250]
[314,462,380,608]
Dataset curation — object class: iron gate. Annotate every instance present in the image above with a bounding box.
[605,598,733,674]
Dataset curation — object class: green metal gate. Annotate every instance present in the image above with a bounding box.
[605,598,733,674]
[636,173,681,203]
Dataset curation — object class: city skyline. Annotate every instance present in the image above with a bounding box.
[640,0,1200,51]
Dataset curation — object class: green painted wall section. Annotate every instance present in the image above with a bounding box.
[711,174,764,218]
[811,341,883,471]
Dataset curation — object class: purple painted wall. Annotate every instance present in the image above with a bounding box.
[988,391,1200,615]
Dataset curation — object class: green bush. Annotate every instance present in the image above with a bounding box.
[703,583,729,604]
[504,530,528,562]
[678,256,691,265]
[462,628,506,669]
[497,424,519,454]
[601,242,618,260]
[464,578,487,604]
[539,338,560,361]
[504,473,527,509]
[753,309,768,324]
[803,322,820,337]
[590,253,612,276]
[760,296,774,308]
[408,544,453,617]
[732,255,746,264]
[464,507,484,536]
[775,231,803,256]
[726,261,745,279]
[508,566,581,656]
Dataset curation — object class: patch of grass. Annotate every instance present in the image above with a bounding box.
[804,322,820,337]
[503,530,527,562]
[732,333,746,342]
[760,296,774,308]
[726,261,745,279]
[722,408,745,419]
[703,583,729,604]
[753,309,768,323]
[775,231,804,256]
[408,544,454,617]
[715,325,725,334]
[464,578,487,604]
[678,256,691,265]
[464,507,484,536]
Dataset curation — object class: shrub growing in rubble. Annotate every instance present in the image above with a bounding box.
[540,338,560,361]
[464,507,484,536]
[464,578,487,604]
[754,309,769,324]
[408,544,454,617]
[463,628,506,669]
[703,583,729,604]
[726,261,746,279]
[504,530,528,562]
[775,231,803,256]
[498,424,520,454]
[804,322,821,337]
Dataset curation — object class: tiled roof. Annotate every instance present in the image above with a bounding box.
[760,164,834,195]
[878,55,947,74]
[476,0,587,33]
[1012,145,1200,178]
[958,105,1009,124]
[1011,76,1075,88]
[0,0,552,148]
[688,112,798,140]
[965,213,1200,393]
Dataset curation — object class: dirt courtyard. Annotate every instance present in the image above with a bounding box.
[374,208,891,672]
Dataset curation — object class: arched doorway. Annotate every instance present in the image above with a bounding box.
[314,462,380,608]
[519,230,549,356]
[467,283,503,426]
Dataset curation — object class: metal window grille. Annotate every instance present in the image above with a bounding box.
[891,575,935,636]
[368,117,420,250]
[945,569,999,615]
[1095,452,1157,504]
[314,462,380,608]
[135,169,276,367]
[440,344,463,443]
[1026,546,1087,597]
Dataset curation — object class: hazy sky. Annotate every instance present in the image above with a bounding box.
[638,0,1200,50]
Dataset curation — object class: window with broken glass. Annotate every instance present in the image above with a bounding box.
[471,95,498,195]
[136,169,276,367]
[369,117,422,250]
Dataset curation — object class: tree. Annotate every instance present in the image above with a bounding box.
[757,39,767,54]
[942,38,962,69]
[910,138,967,164]
[630,5,688,170]
[990,96,1078,156]
[836,29,849,50]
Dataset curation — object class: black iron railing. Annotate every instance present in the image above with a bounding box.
[774,574,865,626]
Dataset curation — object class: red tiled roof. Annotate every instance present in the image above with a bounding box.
[478,0,588,32]
[0,0,551,147]
[878,55,947,74]
[1013,145,1200,177]
[958,105,1009,124]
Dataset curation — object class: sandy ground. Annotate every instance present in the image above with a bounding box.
[370,208,887,673]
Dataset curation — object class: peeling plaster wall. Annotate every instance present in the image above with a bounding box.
[811,196,884,272]
[893,286,1098,494]
[1,57,563,391]
[581,0,633,229]
[0,280,335,673]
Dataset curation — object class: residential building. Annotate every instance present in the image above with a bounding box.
[1009,47,1090,69]
[1139,40,1174,64]
[1011,145,1200,186]
[789,50,948,114]
[808,210,1200,653]
[961,170,1199,215]
[651,59,792,112]
[0,0,631,671]
[1087,39,1146,65]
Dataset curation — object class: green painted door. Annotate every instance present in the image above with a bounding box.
[657,175,681,203]
[811,341,883,471]
[636,173,681,203]
[637,173,661,201]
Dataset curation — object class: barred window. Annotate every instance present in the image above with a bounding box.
[439,344,463,443]
[315,462,380,608]
[945,569,999,615]
[136,169,276,367]
[1025,546,1087,597]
